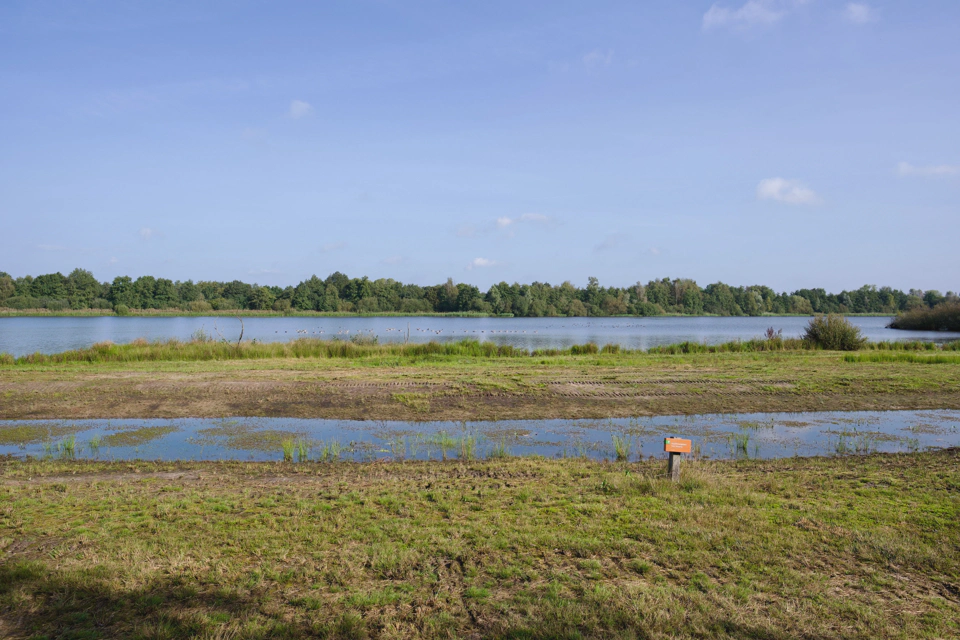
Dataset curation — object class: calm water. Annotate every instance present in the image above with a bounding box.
[1,410,957,462]
[2,315,958,357]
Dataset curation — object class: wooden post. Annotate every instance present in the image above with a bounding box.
[664,437,691,482]
[668,452,681,481]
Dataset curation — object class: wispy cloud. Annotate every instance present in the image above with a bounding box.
[36,243,67,251]
[702,0,807,31]
[582,49,614,68]
[460,214,552,238]
[897,162,960,177]
[321,241,346,253]
[843,3,875,24]
[756,177,821,205]
[139,227,159,240]
[380,255,405,265]
[289,99,313,119]
[248,268,282,276]
[466,257,498,270]
[594,234,624,252]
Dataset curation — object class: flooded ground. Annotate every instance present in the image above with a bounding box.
[2,410,957,462]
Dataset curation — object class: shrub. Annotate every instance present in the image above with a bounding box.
[114,304,130,316]
[186,300,213,313]
[802,314,866,351]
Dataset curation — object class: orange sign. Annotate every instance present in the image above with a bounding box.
[664,438,691,453]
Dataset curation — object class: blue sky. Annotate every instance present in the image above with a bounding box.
[2,0,958,292]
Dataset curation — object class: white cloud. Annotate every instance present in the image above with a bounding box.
[321,241,346,253]
[139,227,158,240]
[756,178,821,205]
[456,224,477,238]
[109,257,118,264]
[649,247,661,256]
[466,257,498,270]
[582,49,614,68]
[289,100,313,119]
[843,3,875,24]
[496,213,549,229]
[702,0,807,31]
[897,162,960,177]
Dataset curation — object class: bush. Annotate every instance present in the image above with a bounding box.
[186,300,213,313]
[114,304,130,316]
[802,314,866,351]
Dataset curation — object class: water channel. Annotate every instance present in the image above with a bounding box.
[2,410,957,463]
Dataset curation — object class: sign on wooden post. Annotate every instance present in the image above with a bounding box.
[664,437,691,481]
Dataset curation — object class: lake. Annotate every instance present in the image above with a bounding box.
[1,315,958,357]
[1,410,957,462]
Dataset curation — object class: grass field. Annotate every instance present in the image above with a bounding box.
[1,343,959,421]
[1,451,958,639]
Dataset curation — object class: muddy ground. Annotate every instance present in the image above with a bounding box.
[2,359,959,420]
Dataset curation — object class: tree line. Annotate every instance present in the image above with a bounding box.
[0,269,956,317]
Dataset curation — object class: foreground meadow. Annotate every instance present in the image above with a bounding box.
[1,451,958,639]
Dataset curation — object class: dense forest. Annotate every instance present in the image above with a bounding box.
[0,269,956,317]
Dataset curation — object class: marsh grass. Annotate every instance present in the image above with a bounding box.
[295,440,309,463]
[487,438,510,459]
[1,453,958,638]
[5,334,959,366]
[458,433,478,460]
[56,435,76,459]
[431,431,457,460]
[611,433,633,461]
[280,438,295,462]
[317,439,343,462]
[729,431,750,458]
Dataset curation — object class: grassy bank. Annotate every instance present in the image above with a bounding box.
[1,452,958,638]
[4,336,960,366]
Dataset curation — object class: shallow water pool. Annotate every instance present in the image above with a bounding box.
[1,410,957,462]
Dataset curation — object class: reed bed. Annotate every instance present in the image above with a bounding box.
[889,302,960,332]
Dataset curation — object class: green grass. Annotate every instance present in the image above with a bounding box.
[844,352,960,364]
[4,336,960,366]
[1,452,958,638]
